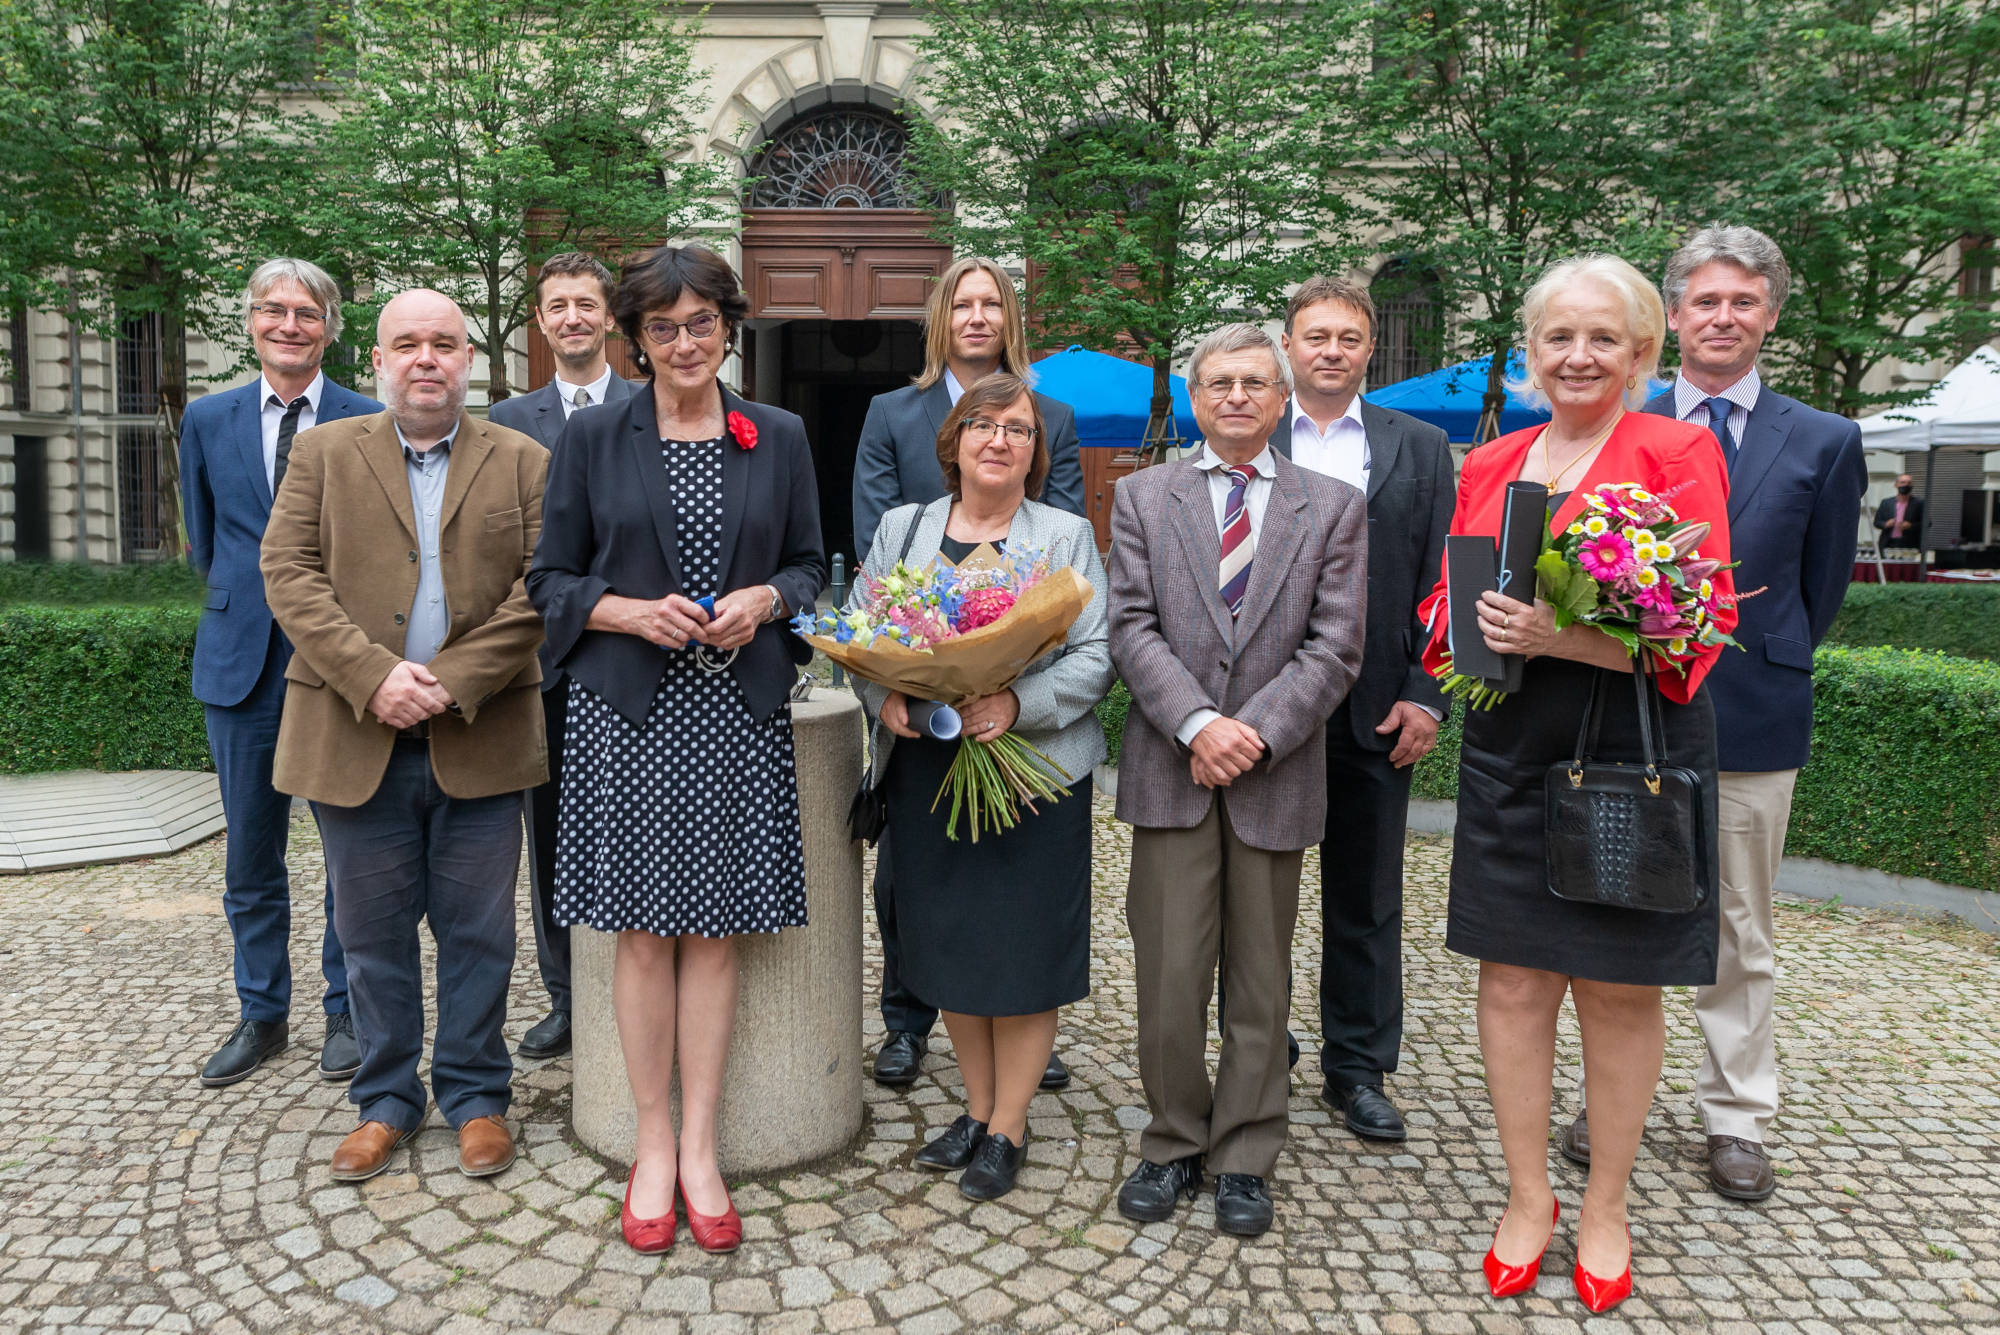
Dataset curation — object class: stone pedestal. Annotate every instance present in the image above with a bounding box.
[570,690,866,1176]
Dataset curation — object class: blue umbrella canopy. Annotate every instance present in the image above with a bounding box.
[1029,345,1201,450]
[1366,352,1672,443]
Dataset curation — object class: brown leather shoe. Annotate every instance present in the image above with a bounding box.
[331,1122,413,1182]
[1707,1135,1776,1201]
[458,1114,516,1178]
[1560,1112,1591,1166]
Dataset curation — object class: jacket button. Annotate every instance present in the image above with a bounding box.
[408,551,418,561]
[394,613,405,624]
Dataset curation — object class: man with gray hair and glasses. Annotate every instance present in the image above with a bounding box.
[1561,225,1865,1202]
[180,259,381,1088]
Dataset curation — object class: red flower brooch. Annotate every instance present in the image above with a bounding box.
[726,410,757,451]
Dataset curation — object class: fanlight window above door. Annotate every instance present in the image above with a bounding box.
[746,108,944,210]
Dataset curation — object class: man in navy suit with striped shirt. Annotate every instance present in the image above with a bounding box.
[1564,226,1866,1202]
[180,259,382,1087]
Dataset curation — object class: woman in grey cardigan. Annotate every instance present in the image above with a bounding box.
[853,373,1113,1201]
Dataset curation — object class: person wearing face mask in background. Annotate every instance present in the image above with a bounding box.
[1874,473,1924,551]
[850,257,1088,1094]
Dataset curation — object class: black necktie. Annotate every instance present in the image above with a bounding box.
[272,395,308,494]
[1705,396,1738,471]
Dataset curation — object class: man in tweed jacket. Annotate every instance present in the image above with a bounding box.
[1108,324,1368,1237]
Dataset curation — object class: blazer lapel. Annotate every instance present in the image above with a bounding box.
[1359,402,1401,502]
[1726,395,1794,525]
[1268,402,1293,461]
[627,392,683,591]
[715,386,750,591]
[230,384,274,513]
[437,413,494,535]
[1234,460,1309,636]
[532,387,561,450]
[355,413,420,543]
[1168,464,1236,644]
[920,380,951,441]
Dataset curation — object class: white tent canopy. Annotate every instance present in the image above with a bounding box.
[1855,345,2000,450]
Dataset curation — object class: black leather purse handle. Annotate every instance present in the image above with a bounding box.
[1569,657,1667,794]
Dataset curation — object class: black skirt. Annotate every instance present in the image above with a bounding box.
[1447,656,1720,987]
[883,735,1092,1016]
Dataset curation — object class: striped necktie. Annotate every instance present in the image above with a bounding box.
[1218,466,1255,617]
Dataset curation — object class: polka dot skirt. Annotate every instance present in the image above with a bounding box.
[551,435,808,939]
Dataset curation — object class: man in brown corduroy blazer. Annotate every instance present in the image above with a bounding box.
[262,288,547,1186]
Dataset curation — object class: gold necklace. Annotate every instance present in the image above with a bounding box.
[1541,410,1624,493]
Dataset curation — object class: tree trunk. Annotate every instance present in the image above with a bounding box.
[155,307,189,563]
[1144,355,1178,464]
[1477,338,1510,443]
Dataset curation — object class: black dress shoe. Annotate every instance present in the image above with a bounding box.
[1117,1155,1204,1223]
[518,1009,572,1060]
[1214,1173,1275,1236]
[872,1032,927,1088]
[914,1114,987,1170]
[319,1012,361,1082]
[959,1131,1027,1200]
[1040,1051,1070,1091]
[1321,1079,1407,1142]
[201,1019,289,1087]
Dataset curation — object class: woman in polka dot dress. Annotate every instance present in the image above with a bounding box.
[528,245,826,1255]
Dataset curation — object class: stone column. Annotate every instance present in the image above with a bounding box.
[570,690,866,1176]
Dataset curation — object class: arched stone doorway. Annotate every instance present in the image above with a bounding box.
[739,97,952,568]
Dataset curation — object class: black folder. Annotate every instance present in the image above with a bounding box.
[1491,481,1551,692]
[1445,534,1506,681]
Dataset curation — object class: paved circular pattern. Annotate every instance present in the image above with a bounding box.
[1,799,1996,1333]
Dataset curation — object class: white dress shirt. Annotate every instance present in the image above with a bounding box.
[1672,366,1760,450]
[553,365,615,419]
[1176,445,1278,746]
[1288,394,1370,492]
[259,371,326,493]
[944,367,967,406]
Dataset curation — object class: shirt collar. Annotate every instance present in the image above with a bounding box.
[259,370,325,411]
[944,367,965,406]
[395,419,459,461]
[1193,444,1277,479]
[1673,366,1762,419]
[1289,394,1365,435]
[553,365,614,404]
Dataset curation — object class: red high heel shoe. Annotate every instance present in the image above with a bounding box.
[1482,1197,1560,1298]
[1573,1226,1633,1313]
[620,1173,676,1254]
[680,1182,742,1253]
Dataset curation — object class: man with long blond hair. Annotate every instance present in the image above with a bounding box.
[851,255,1086,1092]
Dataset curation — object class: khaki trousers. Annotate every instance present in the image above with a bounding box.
[1694,768,1797,1142]
[1127,797,1303,1178]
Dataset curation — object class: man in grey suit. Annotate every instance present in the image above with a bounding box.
[1109,323,1368,1237]
[850,256,1087,1092]
[488,251,640,1060]
[1272,277,1454,1142]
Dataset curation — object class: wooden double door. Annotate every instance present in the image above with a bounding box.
[739,209,951,323]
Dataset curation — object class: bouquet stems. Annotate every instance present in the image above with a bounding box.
[931,733,1073,842]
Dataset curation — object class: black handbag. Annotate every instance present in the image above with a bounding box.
[846,503,931,844]
[1544,658,1712,913]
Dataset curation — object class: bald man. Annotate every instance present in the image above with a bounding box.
[262,289,550,1184]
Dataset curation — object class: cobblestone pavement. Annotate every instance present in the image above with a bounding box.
[3,795,1999,1335]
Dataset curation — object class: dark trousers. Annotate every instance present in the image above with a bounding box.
[205,626,346,1024]
[874,828,937,1037]
[1317,703,1413,1087]
[317,742,522,1132]
[521,675,573,1012]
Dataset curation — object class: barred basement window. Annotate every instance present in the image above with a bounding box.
[115,312,180,562]
[7,305,26,410]
[1367,259,1443,390]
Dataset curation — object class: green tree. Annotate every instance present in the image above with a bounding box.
[309,0,732,401]
[0,0,322,552]
[1706,0,2000,415]
[1354,0,1701,437]
[908,0,1365,444]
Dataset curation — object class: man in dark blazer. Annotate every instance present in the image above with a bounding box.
[1873,474,1924,550]
[849,256,1087,1092]
[1564,225,1866,1203]
[489,252,640,1061]
[1270,277,1454,1144]
[180,258,380,1088]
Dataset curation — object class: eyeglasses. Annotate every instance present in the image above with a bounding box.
[641,312,722,344]
[961,418,1037,446]
[1198,375,1280,399]
[250,302,326,326]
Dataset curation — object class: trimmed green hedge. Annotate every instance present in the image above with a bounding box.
[1825,583,2000,661]
[0,606,210,773]
[0,561,203,607]
[1097,645,2000,893]
[1095,680,1131,768]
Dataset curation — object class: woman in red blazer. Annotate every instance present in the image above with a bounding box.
[1415,256,1737,1313]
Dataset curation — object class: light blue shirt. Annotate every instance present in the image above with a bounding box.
[1673,366,1761,448]
[395,422,459,665]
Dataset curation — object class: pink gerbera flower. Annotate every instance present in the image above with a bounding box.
[1634,581,1677,615]
[1576,533,1636,580]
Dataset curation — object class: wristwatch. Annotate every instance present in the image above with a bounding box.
[765,585,786,623]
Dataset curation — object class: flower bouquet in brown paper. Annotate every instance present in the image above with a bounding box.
[791,541,1093,840]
